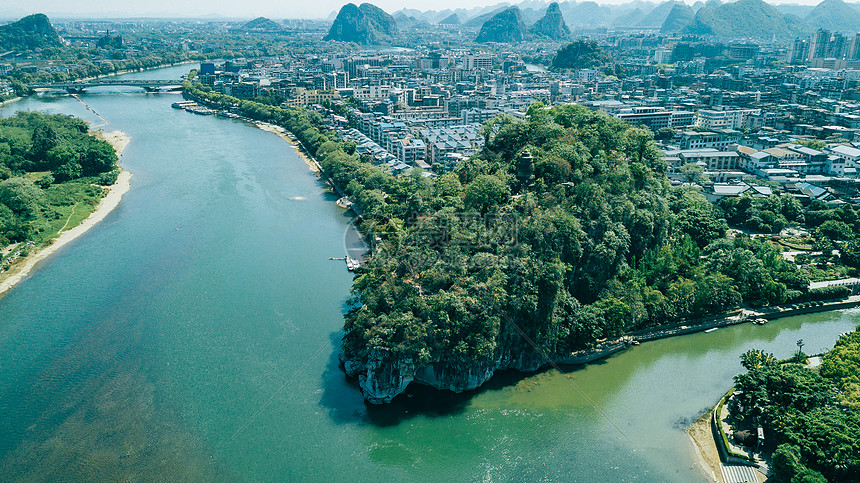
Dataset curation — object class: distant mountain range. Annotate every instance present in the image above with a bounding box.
[476,3,572,42]
[681,0,810,38]
[805,0,860,32]
[317,0,860,45]
[385,0,860,38]
[659,3,695,33]
[0,13,62,51]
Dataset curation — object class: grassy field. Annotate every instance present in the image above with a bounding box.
[29,181,105,248]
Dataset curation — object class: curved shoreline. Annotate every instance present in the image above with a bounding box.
[0,130,131,297]
[254,121,321,173]
[688,413,723,483]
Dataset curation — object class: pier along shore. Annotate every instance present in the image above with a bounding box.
[0,130,132,297]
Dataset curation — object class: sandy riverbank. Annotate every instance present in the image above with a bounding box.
[255,121,321,173]
[0,130,131,297]
[688,413,723,483]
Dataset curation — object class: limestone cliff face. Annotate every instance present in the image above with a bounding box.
[344,349,416,404]
[324,3,398,45]
[343,340,554,403]
[476,7,527,43]
[529,3,571,40]
[413,359,496,392]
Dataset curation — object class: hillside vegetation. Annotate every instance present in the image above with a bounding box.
[551,40,613,71]
[0,13,62,52]
[681,0,811,39]
[476,7,527,43]
[182,81,860,403]
[324,3,398,44]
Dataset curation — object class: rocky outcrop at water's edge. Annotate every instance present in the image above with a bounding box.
[341,297,860,403]
[342,346,552,404]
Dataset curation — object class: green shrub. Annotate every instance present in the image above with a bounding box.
[96,169,119,186]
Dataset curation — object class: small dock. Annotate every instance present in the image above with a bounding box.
[172,100,216,115]
[329,256,361,271]
[336,197,354,209]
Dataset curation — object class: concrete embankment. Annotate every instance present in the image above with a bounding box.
[557,296,860,366]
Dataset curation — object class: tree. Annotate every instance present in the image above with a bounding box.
[53,161,82,182]
[676,204,727,248]
[772,444,804,482]
[0,177,44,218]
[741,349,777,371]
[654,127,676,141]
[795,140,826,150]
[0,203,26,243]
[29,123,60,165]
[792,468,827,483]
[593,296,630,337]
[79,141,117,176]
[816,219,853,242]
[679,163,709,185]
[464,174,509,213]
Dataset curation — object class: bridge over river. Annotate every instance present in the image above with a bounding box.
[29,79,183,93]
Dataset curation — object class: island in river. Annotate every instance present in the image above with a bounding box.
[0,110,129,296]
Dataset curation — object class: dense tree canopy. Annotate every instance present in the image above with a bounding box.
[319,103,813,366]
[0,111,117,246]
[550,40,613,71]
[733,332,860,482]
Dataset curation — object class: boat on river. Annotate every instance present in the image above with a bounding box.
[172,100,196,109]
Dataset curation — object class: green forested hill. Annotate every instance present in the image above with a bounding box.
[476,7,527,43]
[242,17,284,31]
[324,3,398,44]
[182,84,860,404]
[550,40,613,70]
[681,0,811,39]
[0,14,62,52]
[805,0,860,33]
[530,3,570,40]
[338,104,811,381]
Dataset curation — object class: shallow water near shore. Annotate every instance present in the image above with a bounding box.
[0,65,858,481]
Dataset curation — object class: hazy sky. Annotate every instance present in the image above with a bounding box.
[2,0,833,20]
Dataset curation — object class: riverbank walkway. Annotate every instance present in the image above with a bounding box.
[809,277,860,292]
[720,463,759,483]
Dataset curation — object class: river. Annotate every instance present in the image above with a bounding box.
[0,64,858,481]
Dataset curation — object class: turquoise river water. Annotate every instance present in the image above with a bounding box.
[0,65,858,481]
